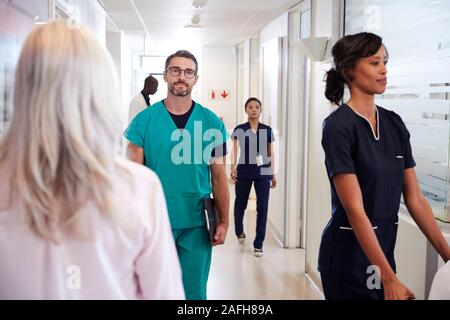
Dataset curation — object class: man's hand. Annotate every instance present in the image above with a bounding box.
[212,221,229,246]
[210,157,230,247]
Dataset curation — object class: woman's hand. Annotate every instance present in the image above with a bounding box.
[383,277,415,300]
[230,165,237,182]
[271,176,277,188]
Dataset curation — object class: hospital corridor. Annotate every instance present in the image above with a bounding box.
[1,0,450,303]
[207,182,322,300]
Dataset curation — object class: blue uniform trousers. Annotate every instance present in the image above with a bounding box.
[234,178,271,249]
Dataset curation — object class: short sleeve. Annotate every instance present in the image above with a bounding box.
[321,118,356,179]
[268,127,275,143]
[123,110,150,147]
[389,110,416,169]
[211,142,228,158]
[217,116,229,146]
[231,126,239,140]
[402,124,416,169]
[211,118,229,158]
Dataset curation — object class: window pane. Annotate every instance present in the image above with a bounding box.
[345,0,450,222]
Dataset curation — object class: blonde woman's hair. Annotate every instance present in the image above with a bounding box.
[0,21,123,241]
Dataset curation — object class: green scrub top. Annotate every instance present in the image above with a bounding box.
[124,101,228,229]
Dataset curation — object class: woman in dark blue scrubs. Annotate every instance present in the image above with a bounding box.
[231,97,276,257]
[320,32,450,300]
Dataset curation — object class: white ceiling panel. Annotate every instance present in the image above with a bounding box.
[101,0,301,47]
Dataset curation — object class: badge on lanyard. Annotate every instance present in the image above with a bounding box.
[256,154,264,167]
[255,124,264,166]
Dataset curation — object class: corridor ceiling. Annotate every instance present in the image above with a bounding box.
[100,0,301,47]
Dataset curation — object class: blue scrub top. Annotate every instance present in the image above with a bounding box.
[319,104,416,280]
[231,122,274,179]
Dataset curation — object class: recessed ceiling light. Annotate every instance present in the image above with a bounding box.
[185,13,202,28]
[191,14,200,25]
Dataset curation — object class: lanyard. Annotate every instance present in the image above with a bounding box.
[250,122,261,154]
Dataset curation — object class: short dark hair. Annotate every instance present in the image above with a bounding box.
[143,75,158,93]
[244,97,262,110]
[165,50,198,72]
[324,32,387,105]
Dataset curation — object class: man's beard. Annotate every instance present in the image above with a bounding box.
[169,82,191,97]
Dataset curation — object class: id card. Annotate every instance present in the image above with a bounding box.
[256,154,264,167]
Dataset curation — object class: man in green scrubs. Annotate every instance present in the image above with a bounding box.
[124,50,230,300]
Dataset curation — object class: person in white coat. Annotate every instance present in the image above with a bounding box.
[128,75,159,122]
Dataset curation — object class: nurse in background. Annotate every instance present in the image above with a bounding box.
[320,32,450,300]
[231,97,276,257]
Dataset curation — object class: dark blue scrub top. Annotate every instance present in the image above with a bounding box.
[319,104,415,280]
[231,122,274,180]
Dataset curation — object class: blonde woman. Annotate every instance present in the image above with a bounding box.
[0,22,184,299]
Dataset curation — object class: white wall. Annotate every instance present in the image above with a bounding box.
[105,30,123,115]
[249,36,260,99]
[285,2,313,249]
[236,39,251,124]
[106,31,132,115]
[68,0,105,45]
[258,13,289,245]
[200,46,238,131]
[260,13,288,48]
[304,0,341,288]
[106,31,121,72]
[105,30,132,153]
[120,33,133,123]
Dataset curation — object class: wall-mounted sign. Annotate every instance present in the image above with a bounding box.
[209,89,230,101]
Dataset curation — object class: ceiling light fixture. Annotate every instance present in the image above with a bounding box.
[184,13,202,29]
[191,14,200,25]
[192,0,207,9]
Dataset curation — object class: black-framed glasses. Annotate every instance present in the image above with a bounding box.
[166,66,197,79]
